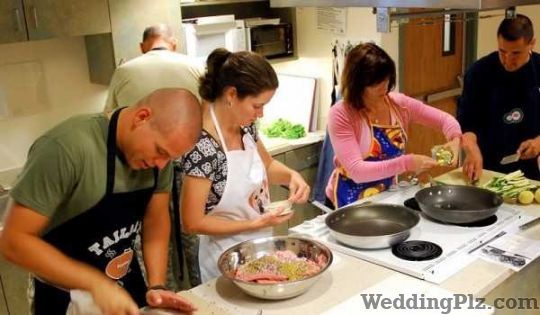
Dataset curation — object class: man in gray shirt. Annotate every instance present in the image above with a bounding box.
[105,24,203,112]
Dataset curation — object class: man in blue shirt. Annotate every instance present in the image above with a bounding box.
[458,14,540,180]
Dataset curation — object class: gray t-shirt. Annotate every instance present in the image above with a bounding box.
[11,113,172,232]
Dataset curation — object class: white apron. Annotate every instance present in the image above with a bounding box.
[198,105,272,282]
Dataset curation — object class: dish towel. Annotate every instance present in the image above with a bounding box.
[66,290,102,315]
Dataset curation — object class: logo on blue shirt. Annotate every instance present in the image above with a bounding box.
[503,108,524,124]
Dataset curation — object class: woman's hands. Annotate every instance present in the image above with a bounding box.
[409,154,438,173]
[287,171,310,204]
[442,137,461,167]
[255,210,294,228]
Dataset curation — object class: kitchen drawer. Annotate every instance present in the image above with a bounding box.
[271,143,324,233]
[284,142,322,172]
[270,151,289,235]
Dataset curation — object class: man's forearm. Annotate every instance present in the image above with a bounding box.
[142,193,171,287]
[0,231,111,292]
[142,224,170,287]
[0,204,113,293]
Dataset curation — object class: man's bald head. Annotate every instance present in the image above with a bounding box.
[140,24,177,53]
[136,88,201,137]
[118,88,201,170]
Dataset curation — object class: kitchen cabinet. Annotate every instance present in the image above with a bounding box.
[24,0,110,40]
[85,0,182,84]
[181,0,290,20]
[271,141,323,235]
[0,0,27,44]
[0,255,29,315]
[0,276,8,315]
[0,0,110,44]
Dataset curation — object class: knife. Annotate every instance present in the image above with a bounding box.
[468,231,507,254]
[500,152,520,165]
[140,307,183,315]
[519,217,540,231]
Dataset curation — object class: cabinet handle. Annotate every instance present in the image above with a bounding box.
[31,6,38,29]
[13,8,23,32]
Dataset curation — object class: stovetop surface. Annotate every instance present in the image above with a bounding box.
[291,185,529,283]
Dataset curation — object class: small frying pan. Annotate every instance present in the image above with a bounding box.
[415,185,503,224]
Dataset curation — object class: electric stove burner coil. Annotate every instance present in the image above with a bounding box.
[392,240,443,261]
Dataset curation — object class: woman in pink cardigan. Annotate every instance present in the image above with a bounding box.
[326,43,462,208]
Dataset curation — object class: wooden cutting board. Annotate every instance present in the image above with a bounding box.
[436,168,540,187]
[434,168,496,186]
[176,291,235,315]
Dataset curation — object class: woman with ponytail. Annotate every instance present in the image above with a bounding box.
[179,48,310,283]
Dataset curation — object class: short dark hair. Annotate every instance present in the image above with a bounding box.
[341,42,396,110]
[497,14,534,43]
[142,24,173,42]
[198,48,279,101]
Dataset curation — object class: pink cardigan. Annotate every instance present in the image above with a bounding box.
[325,92,462,200]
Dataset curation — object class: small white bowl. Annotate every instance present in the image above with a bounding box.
[263,200,293,216]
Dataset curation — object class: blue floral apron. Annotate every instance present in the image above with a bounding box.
[333,117,406,208]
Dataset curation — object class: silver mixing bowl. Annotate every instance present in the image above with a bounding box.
[217,236,333,300]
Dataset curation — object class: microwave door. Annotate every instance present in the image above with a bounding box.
[249,24,293,58]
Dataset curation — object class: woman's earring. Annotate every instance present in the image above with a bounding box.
[228,101,233,108]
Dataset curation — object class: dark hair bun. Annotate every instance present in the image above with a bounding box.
[199,48,231,101]
[198,48,278,102]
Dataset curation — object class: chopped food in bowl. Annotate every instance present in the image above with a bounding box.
[218,236,333,299]
[234,249,327,283]
[432,145,454,166]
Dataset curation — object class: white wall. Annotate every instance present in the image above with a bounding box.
[272,8,399,130]
[477,5,540,59]
[0,37,108,172]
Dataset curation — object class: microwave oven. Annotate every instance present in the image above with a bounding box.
[246,23,293,59]
[182,15,247,58]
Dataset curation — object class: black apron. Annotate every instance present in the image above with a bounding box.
[34,108,157,314]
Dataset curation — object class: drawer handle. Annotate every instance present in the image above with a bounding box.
[31,6,38,29]
[13,8,23,32]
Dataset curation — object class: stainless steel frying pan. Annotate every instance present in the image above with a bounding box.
[325,203,420,249]
[415,185,503,224]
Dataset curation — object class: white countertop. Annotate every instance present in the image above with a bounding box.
[186,169,540,314]
[260,131,325,156]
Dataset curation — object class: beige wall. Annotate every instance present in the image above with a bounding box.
[477,5,540,59]
[275,4,540,131]
[0,37,108,172]
[273,7,399,130]
[2,5,539,173]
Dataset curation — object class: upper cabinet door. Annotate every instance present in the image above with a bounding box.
[0,0,28,44]
[108,0,182,66]
[23,0,111,40]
